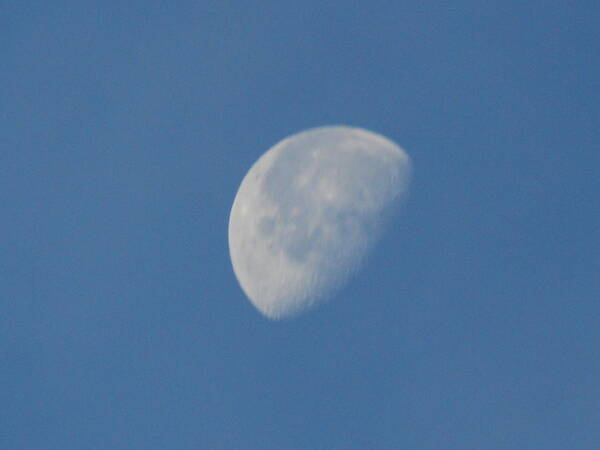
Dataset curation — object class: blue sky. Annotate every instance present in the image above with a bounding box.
[2,1,599,448]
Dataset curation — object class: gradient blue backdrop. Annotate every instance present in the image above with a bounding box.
[2,1,599,448]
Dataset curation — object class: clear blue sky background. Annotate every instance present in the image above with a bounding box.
[2,1,599,449]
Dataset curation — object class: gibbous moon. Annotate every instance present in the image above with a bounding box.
[228,126,412,320]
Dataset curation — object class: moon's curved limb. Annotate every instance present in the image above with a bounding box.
[228,126,412,320]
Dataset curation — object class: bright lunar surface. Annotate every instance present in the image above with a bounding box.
[228,126,412,320]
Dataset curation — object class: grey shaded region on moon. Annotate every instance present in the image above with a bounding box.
[228,126,412,320]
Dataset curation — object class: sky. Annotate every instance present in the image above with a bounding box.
[2,1,599,449]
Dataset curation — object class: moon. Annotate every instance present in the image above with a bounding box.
[228,125,412,320]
